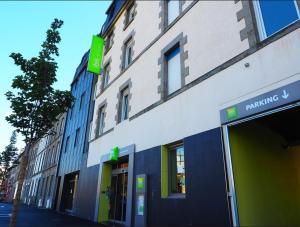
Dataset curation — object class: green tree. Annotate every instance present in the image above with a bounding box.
[0,131,18,176]
[5,19,73,227]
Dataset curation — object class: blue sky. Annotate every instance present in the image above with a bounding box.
[0,1,110,153]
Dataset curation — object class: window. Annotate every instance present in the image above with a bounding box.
[65,136,70,153]
[161,142,186,198]
[80,92,85,110]
[74,80,78,90]
[119,87,129,122]
[97,106,105,135]
[59,118,64,134]
[166,46,181,95]
[125,3,135,26]
[102,64,110,89]
[254,0,300,40]
[123,38,133,68]
[51,145,56,165]
[48,175,54,197]
[74,128,80,147]
[55,142,60,162]
[105,32,113,52]
[169,145,185,194]
[69,104,74,119]
[167,0,180,25]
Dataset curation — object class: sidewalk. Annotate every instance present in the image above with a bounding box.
[0,203,105,227]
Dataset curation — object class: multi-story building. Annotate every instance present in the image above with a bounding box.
[21,114,66,209]
[2,161,20,203]
[22,142,40,205]
[56,51,99,221]
[87,0,300,226]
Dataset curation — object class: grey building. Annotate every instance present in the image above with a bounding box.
[55,52,99,221]
[21,113,66,209]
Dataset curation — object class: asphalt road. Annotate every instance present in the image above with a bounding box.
[0,203,106,227]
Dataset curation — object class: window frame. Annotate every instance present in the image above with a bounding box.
[119,87,129,122]
[165,45,182,96]
[102,63,110,90]
[167,0,180,26]
[253,0,300,40]
[104,29,114,54]
[123,37,133,69]
[161,141,186,199]
[79,92,86,110]
[168,143,186,196]
[69,104,74,119]
[97,105,106,136]
[74,128,80,147]
[124,2,135,28]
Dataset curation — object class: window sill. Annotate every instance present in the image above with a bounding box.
[163,193,186,199]
[90,128,114,143]
[123,18,134,31]
[104,46,112,56]
[116,117,129,125]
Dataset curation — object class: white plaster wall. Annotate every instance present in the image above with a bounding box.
[184,1,248,84]
[96,1,161,97]
[88,1,250,166]
[92,1,248,133]
[88,28,300,167]
[88,0,300,167]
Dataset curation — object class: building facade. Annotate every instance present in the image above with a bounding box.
[56,51,99,221]
[21,114,66,209]
[87,0,300,226]
[2,162,20,203]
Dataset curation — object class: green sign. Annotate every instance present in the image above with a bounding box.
[110,146,119,161]
[226,106,238,120]
[87,35,104,74]
[137,177,145,190]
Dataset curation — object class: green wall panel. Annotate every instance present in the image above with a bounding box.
[229,122,300,226]
[98,163,112,223]
[161,145,169,198]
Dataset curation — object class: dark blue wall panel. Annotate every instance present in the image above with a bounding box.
[133,128,230,227]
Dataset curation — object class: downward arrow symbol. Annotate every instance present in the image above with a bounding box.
[282,90,289,99]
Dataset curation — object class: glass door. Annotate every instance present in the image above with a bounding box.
[109,171,128,223]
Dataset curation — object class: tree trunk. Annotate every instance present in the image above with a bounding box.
[9,144,30,227]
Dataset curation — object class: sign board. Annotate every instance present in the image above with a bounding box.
[220,80,300,124]
[110,146,119,161]
[87,35,104,74]
[135,174,147,227]
[137,195,144,216]
[137,177,145,190]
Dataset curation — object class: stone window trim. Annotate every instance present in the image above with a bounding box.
[237,0,300,47]
[120,30,136,72]
[235,0,261,48]
[159,0,186,32]
[94,99,107,138]
[101,57,112,93]
[115,79,132,124]
[123,0,137,31]
[95,3,198,101]
[104,28,115,55]
[158,32,189,100]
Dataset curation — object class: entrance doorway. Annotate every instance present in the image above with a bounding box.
[60,172,79,213]
[53,176,61,210]
[109,160,128,224]
[224,105,300,226]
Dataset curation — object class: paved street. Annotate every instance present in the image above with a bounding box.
[0,203,105,227]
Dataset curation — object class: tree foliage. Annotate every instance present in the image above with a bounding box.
[0,131,18,178]
[5,19,73,144]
